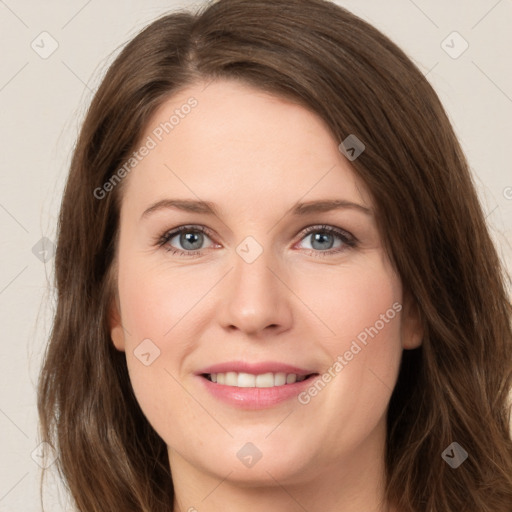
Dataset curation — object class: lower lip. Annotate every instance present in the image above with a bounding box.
[198,375,318,409]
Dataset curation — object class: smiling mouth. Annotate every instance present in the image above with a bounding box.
[202,371,318,388]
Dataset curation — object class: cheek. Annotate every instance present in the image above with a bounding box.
[294,257,403,442]
[299,255,402,354]
[118,260,214,349]
[115,260,211,431]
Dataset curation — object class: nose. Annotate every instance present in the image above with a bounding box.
[217,240,294,337]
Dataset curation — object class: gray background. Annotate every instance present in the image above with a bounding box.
[1,0,511,510]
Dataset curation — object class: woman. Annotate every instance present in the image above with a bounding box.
[37,0,512,511]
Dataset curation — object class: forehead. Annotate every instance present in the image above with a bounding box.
[121,79,372,215]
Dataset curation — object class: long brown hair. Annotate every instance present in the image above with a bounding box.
[38,0,512,510]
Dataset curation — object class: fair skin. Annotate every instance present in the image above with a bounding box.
[110,79,422,512]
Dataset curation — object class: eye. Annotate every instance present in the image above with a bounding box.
[157,225,216,256]
[156,224,357,257]
[295,225,357,257]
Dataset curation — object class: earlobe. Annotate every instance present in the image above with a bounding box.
[109,298,126,352]
[401,294,424,350]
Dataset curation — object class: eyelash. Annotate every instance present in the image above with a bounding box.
[155,224,358,259]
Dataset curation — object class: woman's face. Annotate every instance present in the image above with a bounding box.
[110,79,422,488]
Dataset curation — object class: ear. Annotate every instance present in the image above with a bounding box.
[400,291,423,350]
[109,295,126,352]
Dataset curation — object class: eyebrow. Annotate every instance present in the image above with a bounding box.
[141,198,372,220]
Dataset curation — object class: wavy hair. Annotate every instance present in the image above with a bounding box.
[38,0,512,510]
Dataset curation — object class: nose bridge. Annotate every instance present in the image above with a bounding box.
[219,234,292,334]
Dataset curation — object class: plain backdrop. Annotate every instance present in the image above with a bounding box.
[0,0,511,510]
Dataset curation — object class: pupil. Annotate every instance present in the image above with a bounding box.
[181,232,203,250]
[311,232,333,250]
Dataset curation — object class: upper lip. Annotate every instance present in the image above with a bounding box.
[197,361,317,377]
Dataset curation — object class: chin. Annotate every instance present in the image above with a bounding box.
[195,437,315,487]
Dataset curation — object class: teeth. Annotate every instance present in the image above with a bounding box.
[274,372,286,386]
[225,372,237,386]
[255,373,274,388]
[286,373,297,384]
[207,372,308,388]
